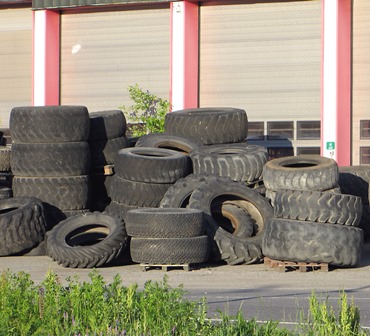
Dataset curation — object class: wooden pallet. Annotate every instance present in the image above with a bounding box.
[264,257,329,273]
[140,263,191,272]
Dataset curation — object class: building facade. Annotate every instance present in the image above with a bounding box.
[0,0,367,166]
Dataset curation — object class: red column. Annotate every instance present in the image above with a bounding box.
[32,10,60,106]
[321,0,352,166]
[170,1,199,111]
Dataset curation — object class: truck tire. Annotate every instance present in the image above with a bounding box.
[88,110,126,141]
[105,200,139,221]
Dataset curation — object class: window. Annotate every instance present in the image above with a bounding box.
[247,122,264,139]
[360,120,370,139]
[296,147,320,155]
[297,121,321,140]
[360,147,370,165]
[267,147,294,160]
[267,121,294,140]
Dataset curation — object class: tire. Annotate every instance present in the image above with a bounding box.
[0,197,46,256]
[0,146,11,172]
[88,110,126,141]
[125,208,205,238]
[43,208,90,230]
[160,174,216,208]
[274,189,362,226]
[130,236,210,264]
[0,186,12,200]
[105,200,139,221]
[190,143,267,182]
[10,106,90,143]
[108,175,171,207]
[262,218,364,267]
[189,177,274,265]
[89,136,130,166]
[46,212,127,268]
[262,155,339,192]
[114,147,190,184]
[135,133,200,154]
[164,108,248,145]
[12,175,90,210]
[11,142,90,176]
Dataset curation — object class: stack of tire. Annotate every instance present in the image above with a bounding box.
[88,110,129,211]
[106,147,191,221]
[10,106,91,229]
[261,155,364,267]
[125,208,209,266]
[0,144,13,200]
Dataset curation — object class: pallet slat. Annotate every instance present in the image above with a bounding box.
[264,257,329,272]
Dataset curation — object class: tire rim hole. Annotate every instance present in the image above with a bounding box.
[66,224,109,247]
[282,163,317,168]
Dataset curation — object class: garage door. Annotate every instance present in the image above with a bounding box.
[199,1,322,155]
[0,8,32,128]
[60,7,170,114]
[353,1,370,165]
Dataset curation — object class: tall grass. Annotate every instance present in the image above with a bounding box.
[0,269,368,336]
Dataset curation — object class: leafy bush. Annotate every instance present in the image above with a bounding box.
[120,84,171,138]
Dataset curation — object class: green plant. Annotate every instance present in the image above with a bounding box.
[120,84,171,137]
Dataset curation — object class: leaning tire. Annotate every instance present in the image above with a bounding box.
[0,197,46,256]
[274,189,362,226]
[130,236,210,264]
[165,108,248,145]
[262,155,339,192]
[125,208,204,238]
[262,218,364,267]
[46,212,127,268]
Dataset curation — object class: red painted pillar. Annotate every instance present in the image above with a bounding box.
[321,0,352,166]
[32,10,60,106]
[170,1,199,111]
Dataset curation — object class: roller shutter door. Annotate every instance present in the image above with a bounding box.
[0,8,32,128]
[60,7,170,113]
[199,1,321,155]
[353,1,370,165]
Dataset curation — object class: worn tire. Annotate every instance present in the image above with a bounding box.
[89,136,130,166]
[0,197,46,256]
[190,143,267,182]
[274,189,362,226]
[12,175,90,210]
[130,236,210,264]
[125,208,204,238]
[10,106,90,143]
[165,108,248,145]
[262,155,339,192]
[88,110,126,141]
[105,200,139,221]
[46,212,127,268]
[262,218,364,267]
[114,147,190,184]
[189,177,274,265]
[11,142,90,176]
[0,146,11,172]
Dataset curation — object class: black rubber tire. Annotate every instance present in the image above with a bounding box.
[262,218,364,267]
[105,200,139,221]
[190,143,267,182]
[338,166,370,203]
[135,133,200,154]
[262,155,339,192]
[43,208,90,230]
[114,147,190,184]
[12,175,90,210]
[88,110,126,141]
[46,212,127,268]
[125,208,205,238]
[89,136,130,166]
[0,146,11,172]
[0,186,12,200]
[160,174,216,208]
[11,142,90,176]
[164,108,248,145]
[89,174,111,212]
[189,177,274,265]
[0,197,46,256]
[130,235,210,264]
[274,189,362,226]
[108,175,171,207]
[10,106,90,143]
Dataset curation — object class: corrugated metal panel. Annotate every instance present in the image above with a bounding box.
[199,1,321,122]
[60,8,170,113]
[353,1,370,165]
[0,8,32,128]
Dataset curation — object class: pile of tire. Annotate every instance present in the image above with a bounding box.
[88,110,129,211]
[261,155,364,267]
[0,143,13,200]
[106,147,191,221]
[10,106,91,228]
[125,208,209,265]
